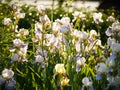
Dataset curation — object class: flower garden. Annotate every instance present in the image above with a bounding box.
[0,0,120,90]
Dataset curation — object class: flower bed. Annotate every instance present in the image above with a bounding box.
[0,1,120,90]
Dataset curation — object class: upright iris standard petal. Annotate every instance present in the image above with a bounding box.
[35,55,44,63]
[93,12,103,24]
[2,69,14,80]
[55,64,66,74]
[82,77,92,87]
[2,18,12,25]
[13,39,24,47]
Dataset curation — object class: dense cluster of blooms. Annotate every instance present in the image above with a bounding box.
[0,1,120,90]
